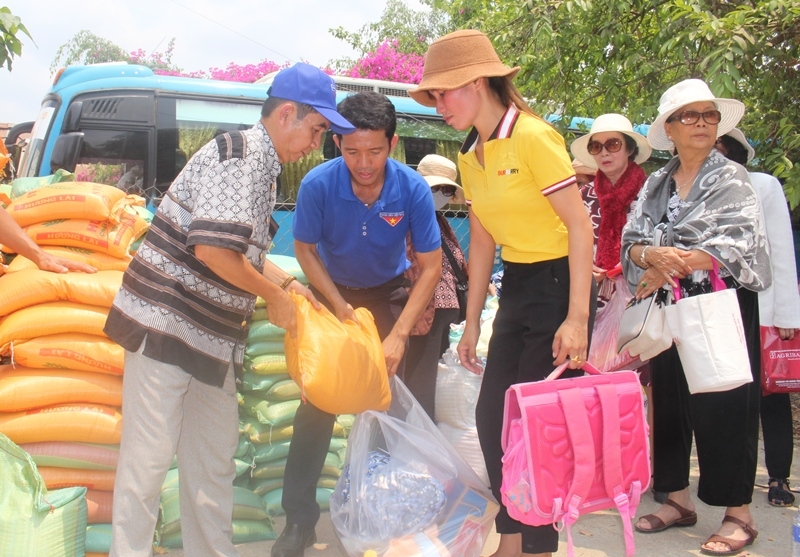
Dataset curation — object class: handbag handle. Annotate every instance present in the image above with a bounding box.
[672,258,725,302]
[546,361,603,380]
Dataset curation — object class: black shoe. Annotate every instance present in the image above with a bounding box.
[767,478,796,507]
[271,523,316,557]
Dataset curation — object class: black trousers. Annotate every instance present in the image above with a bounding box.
[761,392,794,479]
[403,307,460,420]
[475,258,596,554]
[281,276,408,527]
[651,287,761,506]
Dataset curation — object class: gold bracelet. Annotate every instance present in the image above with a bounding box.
[279,275,297,290]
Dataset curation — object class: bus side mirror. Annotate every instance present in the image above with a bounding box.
[50,132,84,173]
[63,101,83,133]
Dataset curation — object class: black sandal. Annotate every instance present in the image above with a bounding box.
[767,478,795,507]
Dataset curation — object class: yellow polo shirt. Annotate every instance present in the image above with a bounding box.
[458,106,576,264]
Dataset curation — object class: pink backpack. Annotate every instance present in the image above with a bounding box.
[501,362,650,557]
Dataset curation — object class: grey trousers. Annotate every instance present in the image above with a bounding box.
[110,342,239,557]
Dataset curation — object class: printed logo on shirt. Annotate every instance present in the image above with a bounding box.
[497,168,520,176]
[380,212,404,226]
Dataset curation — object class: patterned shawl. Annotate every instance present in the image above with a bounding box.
[621,149,771,294]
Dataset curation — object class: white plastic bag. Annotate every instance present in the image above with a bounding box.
[330,378,498,557]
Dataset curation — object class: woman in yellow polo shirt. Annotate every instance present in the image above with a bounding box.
[411,30,596,557]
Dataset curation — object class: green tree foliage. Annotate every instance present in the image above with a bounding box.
[50,31,182,75]
[440,0,800,207]
[0,7,33,71]
[329,0,450,71]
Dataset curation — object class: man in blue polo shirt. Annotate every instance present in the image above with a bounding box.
[271,91,442,557]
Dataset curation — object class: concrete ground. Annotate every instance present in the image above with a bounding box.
[161,438,797,556]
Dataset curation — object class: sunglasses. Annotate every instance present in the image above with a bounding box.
[431,185,457,197]
[587,137,624,155]
[666,109,722,126]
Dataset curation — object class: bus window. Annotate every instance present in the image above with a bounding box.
[74,128,148,195]
[152,96,262,204]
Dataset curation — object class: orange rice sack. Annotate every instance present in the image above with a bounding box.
[0,302,109,354]
[37,467,116,491]
[0,404,122,444]
[0,269,122,316]
[85,489,114,524]
[5,214,149,260]
[19,441,119,470]
[6,246,130,273]
[11,333,124,375]
[0,367,122,412]
[284,292,390,415]
[6,182,144,228]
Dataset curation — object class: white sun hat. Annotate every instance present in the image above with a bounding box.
[647,78,745,151]
[570,113,652,170]
[723,127,756,163]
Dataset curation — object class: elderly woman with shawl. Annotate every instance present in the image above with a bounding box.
[621,79,771,556]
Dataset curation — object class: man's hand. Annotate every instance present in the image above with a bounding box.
[382,330,406,377]
[35,252,97,274]
[332,299,359,325]
[266,291,297,338]
[285,280,320,310]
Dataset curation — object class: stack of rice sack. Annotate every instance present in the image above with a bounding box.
[240,255,352,516]
[154,462,278,548]
[0,181,150,557]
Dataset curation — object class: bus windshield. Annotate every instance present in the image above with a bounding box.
[18,101,57,178]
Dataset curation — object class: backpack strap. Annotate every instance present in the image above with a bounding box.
[596,382,640,557]
[555,388,596,557]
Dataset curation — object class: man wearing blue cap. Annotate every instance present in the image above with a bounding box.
[271,91,442,557]
[105,63,354,557]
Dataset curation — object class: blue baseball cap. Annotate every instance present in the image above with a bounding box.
[268,63,355,135]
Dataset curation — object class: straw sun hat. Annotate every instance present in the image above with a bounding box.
[647,78,745,151]
[570,113,652,170]
[416,154,462,190]
[409,30,520,107]
[416,154,465,204]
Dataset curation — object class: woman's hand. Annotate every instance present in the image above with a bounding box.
[552,317,589,369]
[778,328,797,341]
[634,267,670,299]
[592,264,607,284]
[643,246,692,287]
[456,320,483,374]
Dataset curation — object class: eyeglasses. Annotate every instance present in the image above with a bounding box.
[431,185,457,197]
[587,137,624,155]
[666,109,722,126]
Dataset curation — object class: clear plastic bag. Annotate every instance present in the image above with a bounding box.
[588,275,645,372]
[330,378,498,557]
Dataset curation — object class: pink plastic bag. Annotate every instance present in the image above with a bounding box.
[589,275,644,372]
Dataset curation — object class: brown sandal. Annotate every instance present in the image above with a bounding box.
[700,515,758,556]
[634,498,698,533]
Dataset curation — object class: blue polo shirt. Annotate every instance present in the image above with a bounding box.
[293,157,440,288]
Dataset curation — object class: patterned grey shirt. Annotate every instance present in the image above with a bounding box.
[104,121,281,386]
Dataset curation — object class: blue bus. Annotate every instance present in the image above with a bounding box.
[16,63,470,255]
